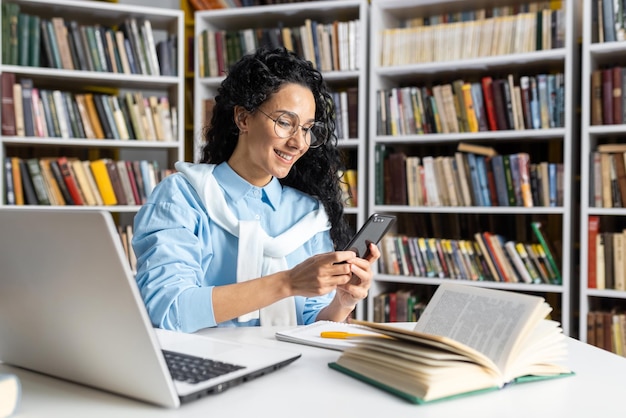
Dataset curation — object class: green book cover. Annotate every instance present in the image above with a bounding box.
[44,19,62,69]
[17,13,30,66]
[328,362,500,405]
[28,14,40,67]
[531,221,562,284]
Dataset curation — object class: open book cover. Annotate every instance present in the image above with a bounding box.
[329,283,574,404]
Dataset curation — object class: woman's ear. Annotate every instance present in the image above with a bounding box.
[234,106,248,132]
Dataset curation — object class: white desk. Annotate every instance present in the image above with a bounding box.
[2,326,625,417]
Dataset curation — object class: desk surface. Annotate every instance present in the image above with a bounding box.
[2,325,625,418]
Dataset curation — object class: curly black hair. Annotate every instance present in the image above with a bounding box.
[200,47,350,249]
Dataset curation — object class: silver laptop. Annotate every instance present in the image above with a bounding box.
[0,208,301,408]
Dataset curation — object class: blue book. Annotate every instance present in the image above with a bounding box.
[465,153,483,206]
[549,163,558,207]
[529,76,541,129]
[475,155,491,207]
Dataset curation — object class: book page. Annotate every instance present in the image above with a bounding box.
[413,283,549,370]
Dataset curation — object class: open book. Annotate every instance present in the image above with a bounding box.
[329,283,573,404]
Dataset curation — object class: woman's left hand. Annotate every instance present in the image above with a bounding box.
[335,242,381,308]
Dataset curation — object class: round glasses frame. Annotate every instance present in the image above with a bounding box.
[257,108,328,148]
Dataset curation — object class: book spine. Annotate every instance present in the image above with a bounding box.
[531,222,562,284]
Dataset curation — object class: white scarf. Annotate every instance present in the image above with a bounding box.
[175,162,330,326]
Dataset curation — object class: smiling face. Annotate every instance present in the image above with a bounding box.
[228,83,316,187]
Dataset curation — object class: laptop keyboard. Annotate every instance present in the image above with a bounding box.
[162,350,246,384]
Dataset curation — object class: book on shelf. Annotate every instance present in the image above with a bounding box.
[18,158,38,205]
[531,222,562,284]
[38,158,65,206]
[3,158,15,205]
[1,72,17,136]
[10,157,24,205]
[25,158,50,205]
[329,283,572,405]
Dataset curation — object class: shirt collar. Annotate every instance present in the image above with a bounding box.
[214,162,281,210]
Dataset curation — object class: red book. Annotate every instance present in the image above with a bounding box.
[602,68,614,125]
[125,160,141,206]
[1,72,16,136]
[56,156,84,205]
[484,156,499,207]
[482,232,511,282]
[481,76,498,131]
[587,215,600,289]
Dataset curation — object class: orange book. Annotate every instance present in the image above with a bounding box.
[83,93,105,139]
[10,157,24,205]
[89,159,117,205]
[39,158,66,205]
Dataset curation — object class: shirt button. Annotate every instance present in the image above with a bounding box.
[253,189,260,197]
[255,215,260,220]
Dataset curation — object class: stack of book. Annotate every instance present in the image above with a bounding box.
[3,156,170,207]
[1,5,177,76]
[197,17,360,76]
[378,221,562,285]
[589,144,626,209]
[1,73,177,141]
[376,73,564,136]
[376,143,562,208]
[379,4,565,66]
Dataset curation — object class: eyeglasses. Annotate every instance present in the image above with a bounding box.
[257,108,328,149]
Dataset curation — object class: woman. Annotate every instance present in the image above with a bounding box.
[132,47,379,332]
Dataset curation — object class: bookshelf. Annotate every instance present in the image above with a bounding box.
[368,0,580,335]
[579,0,626,352]
[0,0,184,222]
[193,0,369,316]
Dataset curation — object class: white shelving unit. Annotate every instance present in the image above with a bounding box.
[0,0,185,219]
[194,0,368,318]
[368,0,580,335]
[579,0,626,343]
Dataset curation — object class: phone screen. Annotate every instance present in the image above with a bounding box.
[343,214,396,258]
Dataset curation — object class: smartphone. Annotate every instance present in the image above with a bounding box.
[343,213,397,258]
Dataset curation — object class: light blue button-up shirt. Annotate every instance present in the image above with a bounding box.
[132,162,335,332]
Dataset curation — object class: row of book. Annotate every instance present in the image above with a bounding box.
[1,4,177,76]
[587,216,626,291]
[376,73,565,137]
[197,18,360,76]
[586,310,626,357]
[595,0,626,43]
[379,223,561,285]
[331,88,358,140]
[590,66,626,125]
[589,146,626,209]
[1,73,178,141]
[380,3,565,66]
[371,289,429,323]
[377,144,562,208]
[3,156,171,207]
